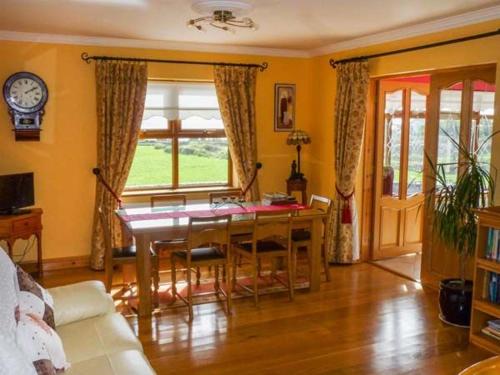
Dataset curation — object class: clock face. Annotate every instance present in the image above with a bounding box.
[3,72,48,114]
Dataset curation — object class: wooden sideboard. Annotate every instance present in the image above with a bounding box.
[0,208,43,277]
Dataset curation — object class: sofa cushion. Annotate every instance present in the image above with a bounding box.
[16,265,55,330]
[0,331,37,375]
[57,312,143,364]
[49,281,115,327]
[0,248,19,341]
[66,350,155,375]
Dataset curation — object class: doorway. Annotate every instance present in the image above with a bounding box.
[368,65,496,283]
[371,75,429,281]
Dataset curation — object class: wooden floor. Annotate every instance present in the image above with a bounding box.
[42,263,492,375]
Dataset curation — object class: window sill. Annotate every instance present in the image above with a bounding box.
[122,186,241,198]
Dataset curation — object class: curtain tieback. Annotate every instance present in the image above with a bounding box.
[336,185,354,224]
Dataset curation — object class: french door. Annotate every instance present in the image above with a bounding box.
[372,80,428,260]
[421,65,496,286]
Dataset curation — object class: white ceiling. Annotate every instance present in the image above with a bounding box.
[0,0,499,55]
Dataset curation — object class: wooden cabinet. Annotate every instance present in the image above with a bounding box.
[470,207,500,354]
[0,208,43,277]
[287,178,307,205]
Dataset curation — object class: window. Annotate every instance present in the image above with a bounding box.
[126,81,231,190]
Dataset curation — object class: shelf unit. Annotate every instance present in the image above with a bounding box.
[470,207,500,353]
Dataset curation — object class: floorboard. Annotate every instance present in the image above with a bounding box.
[41,263,491,374]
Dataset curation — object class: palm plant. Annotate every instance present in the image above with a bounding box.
[426,129,498,284]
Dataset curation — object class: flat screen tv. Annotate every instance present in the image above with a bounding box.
[0,173,35,215]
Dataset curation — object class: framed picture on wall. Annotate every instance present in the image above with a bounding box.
[274,83,296,132]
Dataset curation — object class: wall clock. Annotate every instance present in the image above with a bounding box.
[3,72,48,141]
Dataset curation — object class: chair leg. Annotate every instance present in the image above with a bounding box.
[292,245,298,286]
[187,267,193,321]
[153,256,160,308]
[287,252,294,301]
[232,253,238,289]
[105,264,113,293]
[196,267,201,286]
[222,265,226,283]
[252,257,259,307]
[171,256,177,302]
[226,260,232,316]
[214,264,220,293]
[257,258,262,277]
[322,245,331,282]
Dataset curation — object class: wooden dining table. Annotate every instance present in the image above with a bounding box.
[116,202,327,318]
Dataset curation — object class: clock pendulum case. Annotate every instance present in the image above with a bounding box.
[2,71,48,141]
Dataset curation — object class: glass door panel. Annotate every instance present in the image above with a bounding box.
[437,82,462,186]
[383,90,403,197]
[407,91,426,196]
[471,80,495,167]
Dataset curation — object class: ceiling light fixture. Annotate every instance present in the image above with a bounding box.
[187,0,257,33]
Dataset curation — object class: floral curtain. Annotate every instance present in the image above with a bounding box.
[325,61,369,263]
[90,60,148,270]
[213,65,260,201]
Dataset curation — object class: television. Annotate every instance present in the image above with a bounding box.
[0,173,35,215]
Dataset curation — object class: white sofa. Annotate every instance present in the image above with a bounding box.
[50,281,156,375]
[0,247,156,375]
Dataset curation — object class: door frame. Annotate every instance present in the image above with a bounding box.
[360,64,496,272]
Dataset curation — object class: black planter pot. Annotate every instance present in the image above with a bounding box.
[438,278,473,327]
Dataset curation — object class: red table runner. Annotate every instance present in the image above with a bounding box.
[120,204,307,222]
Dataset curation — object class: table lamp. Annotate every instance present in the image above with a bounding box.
[287,129,311,180]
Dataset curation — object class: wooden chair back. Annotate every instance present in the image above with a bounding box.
[151,194,187,208]
[209,190,243,204]
[186,215,232,262]
[309,194,331,212]
[250,210,293,254]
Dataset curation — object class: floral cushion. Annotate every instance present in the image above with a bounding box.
[16,265,55,330]
[0,249,19,342]
[16,310,70,375]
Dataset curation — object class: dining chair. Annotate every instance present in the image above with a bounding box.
[232,210,294,307]
[98,207,160,305]
[150,194,204,284]
[171,215,233,321]
[292,194,332,284]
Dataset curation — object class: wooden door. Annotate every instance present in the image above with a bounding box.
[421,65,496,288]
[373,81,428,260]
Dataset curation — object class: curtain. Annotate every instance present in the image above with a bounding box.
[90,60,148,270]
[213,65,260,201]
[325,61,369,264]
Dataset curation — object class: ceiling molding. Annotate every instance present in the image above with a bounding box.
[0,5,498,59]
[310,5,500,57]
[0,30,311,59]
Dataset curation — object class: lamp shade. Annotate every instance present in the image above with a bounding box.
[286,129,311,146]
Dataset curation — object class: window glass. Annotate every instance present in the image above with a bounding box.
[127,139,172,188]
[407,91,426,196]
[437,82,462,186]
[383,90,403,197]
[471,80,495,169]
[178,138,228,186]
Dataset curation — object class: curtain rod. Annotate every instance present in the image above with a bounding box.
[329,28,500,68]
[81,52,268,72]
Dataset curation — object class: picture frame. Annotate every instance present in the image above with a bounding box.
[274,83,296,132]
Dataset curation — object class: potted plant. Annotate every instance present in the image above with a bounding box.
[427,129,497,327]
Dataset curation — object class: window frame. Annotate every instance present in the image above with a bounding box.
[125,82,233,192]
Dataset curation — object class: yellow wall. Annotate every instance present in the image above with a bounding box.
[0,41,313,261]
[1,19,499,262]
